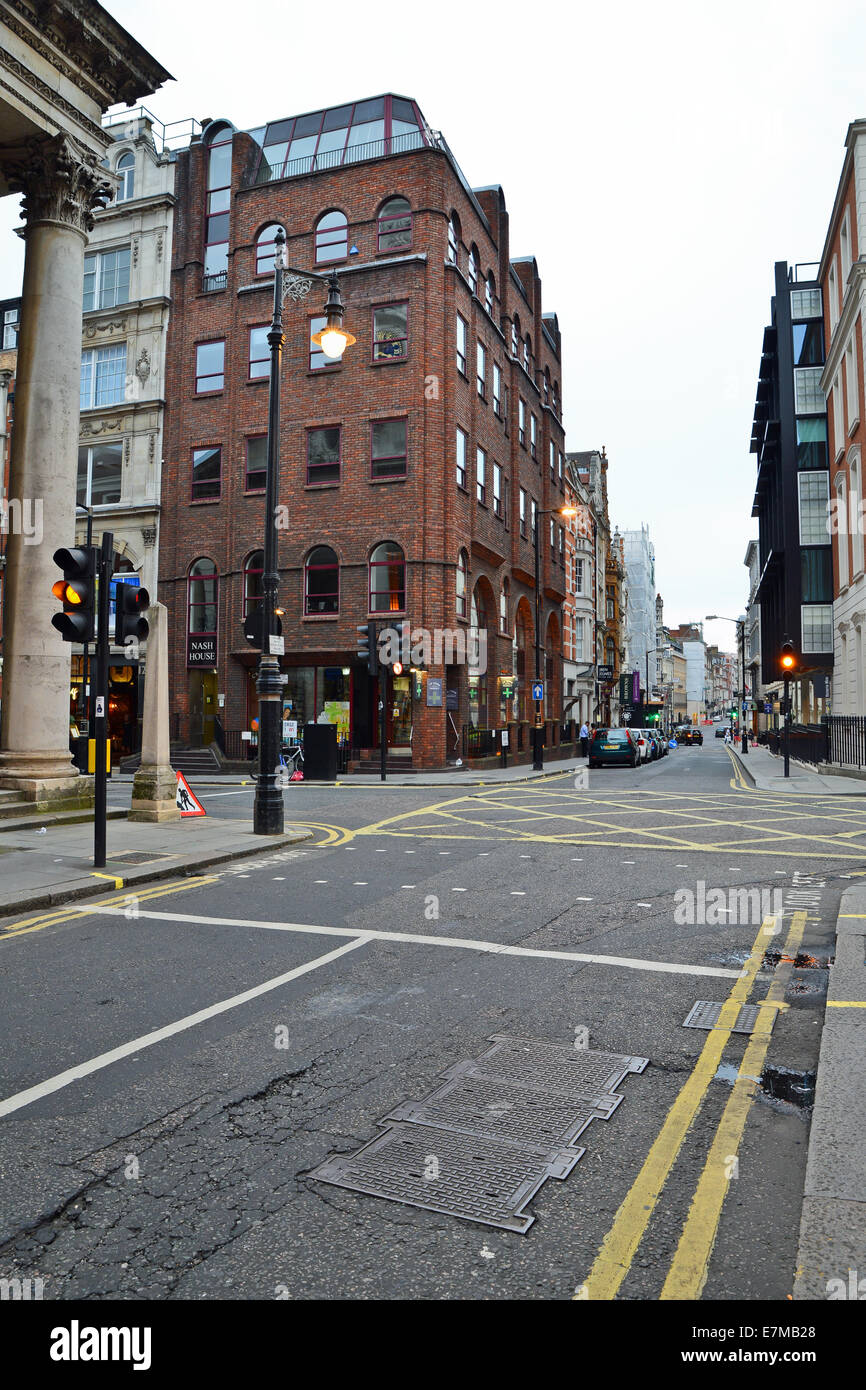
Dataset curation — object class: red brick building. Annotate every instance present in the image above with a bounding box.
[159,95,569,768]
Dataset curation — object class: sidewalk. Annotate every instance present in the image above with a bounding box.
[0,816,312,919]
[729,743,866,795]
[794,885,866,1299]
[110,756,590,790]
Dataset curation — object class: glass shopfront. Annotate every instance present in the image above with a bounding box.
[247,665,352,741]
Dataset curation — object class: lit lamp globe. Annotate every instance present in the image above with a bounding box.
[313,322,356,359]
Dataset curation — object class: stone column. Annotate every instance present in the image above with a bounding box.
[130,602,179,822]
[0,133,113,805]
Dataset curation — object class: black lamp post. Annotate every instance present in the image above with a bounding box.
[533,503,577,771]
[253,229,354,835]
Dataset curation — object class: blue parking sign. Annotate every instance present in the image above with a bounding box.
[532,681,544,702]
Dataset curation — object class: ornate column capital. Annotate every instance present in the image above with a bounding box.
[8,132,116,236]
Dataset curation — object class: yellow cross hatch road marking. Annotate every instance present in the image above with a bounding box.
[576,914,800,1302]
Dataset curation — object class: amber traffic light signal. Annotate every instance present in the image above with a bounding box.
[780,640,797,674]
[51,547,96,643]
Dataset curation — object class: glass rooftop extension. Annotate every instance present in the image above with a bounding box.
[248,94,434,184]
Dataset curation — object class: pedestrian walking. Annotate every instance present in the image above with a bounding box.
[579,720,589,758]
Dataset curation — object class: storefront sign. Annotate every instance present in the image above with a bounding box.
[446,687,459,710]
[597,664,613,683]
[187,635,217,667]
[427,678,443,707]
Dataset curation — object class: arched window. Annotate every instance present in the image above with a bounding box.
[553,380,560,415]
[456,549,468,618]
[203,125,233,287]
[305,546,339,614]
[485,272,495,316]
[378,197,412,252]
[116,151,135,203]
[500,578,509,632]
[523,334,531,371]
[369,542,405,612]
[511,315,520,358]
[543,369,550,404]
[256,224,285,275]
[468,245,478,294]
[188,558,218,636]
[447,213,460,265]
[244,550,263,618]
[315,210,347,264]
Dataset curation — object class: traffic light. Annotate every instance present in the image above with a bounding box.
[114,580,150,647]
[356,621,379,676]
[51,546,96,643]
[780,640,797,676]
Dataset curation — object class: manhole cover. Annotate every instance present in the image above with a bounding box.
[683,1001,766,1035]
[309,1122,582,1233]
[108,852,176,865]
[386,1071,620,1150]
[470,1035,648,1096]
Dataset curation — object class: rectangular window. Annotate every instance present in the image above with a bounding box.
[791,288,822,320]
[80,344,126,409]
[530,413,537,458]
[477,341,486,397]
[245,435,266,491]
[195,340,224,393]
[833,373,844,451]
[549,518,555,552]
[373,302,408,361]
[558,525,565,563]
[519,487,527,537]
[192,445,221,501]
[307,425,341,485]
[531,498,537,542]
[794,367,824,413]
[846,339,859,429]
[309,315,334,371]
[492,362,501,415]
[829,261,839,332]
[371,418,407,478]
[493,462,502,517]
[83,247,130,312]
[802,603,833,653]
[798,471,831,545]
[549,440,555,476]
[476,446,486,504]
[575,616,584,661]
[558,450,564,482]
[796,417,828,470]
[249,325,270,379]
[801,547,833,602]
[2,307,17,349]
[841,211,852,281]
[518,398,526,447]
[77,442,122,507]
[606,597,615,619]
[456,427,467,488]
[456,313,467,375]
[792,320,824,366]
[575,557,584,594]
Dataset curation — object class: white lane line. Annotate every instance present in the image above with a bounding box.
[0,936,370,1120]
[452,888,467,893]
[76,906,744,981]
[575,896,593,901]
[511,891,526,896]
[199,790,255,798]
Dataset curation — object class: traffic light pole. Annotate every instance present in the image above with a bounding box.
[783,674,791,778]
[380,668,387,782]
[94,531,113,868]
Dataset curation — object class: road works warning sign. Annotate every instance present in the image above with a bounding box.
[176,771,206,817]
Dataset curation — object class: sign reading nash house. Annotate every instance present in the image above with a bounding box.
[188,635,217,666]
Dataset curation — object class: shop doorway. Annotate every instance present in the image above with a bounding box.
[189,670,218,746]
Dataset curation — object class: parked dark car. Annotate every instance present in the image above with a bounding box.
[588,727,640,768]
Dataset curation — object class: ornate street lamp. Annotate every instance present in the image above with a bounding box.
[254,229,354,834]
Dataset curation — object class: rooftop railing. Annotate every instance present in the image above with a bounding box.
[250,129,438,186]
[102,107,202,154]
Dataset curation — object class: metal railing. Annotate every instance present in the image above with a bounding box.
[463,726,500,759]
[252,130,432,186]
[767,723,830,766]
[828,715,866,770]
[102,107,201,154]
[202,270,228,293]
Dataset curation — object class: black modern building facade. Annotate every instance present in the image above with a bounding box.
[750,261,833,721]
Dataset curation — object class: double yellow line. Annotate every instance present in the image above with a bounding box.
[579,910,805,1301]
[0,875,220,941]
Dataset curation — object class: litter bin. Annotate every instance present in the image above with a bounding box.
[303,721,338,781]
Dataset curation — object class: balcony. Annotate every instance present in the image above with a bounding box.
[250,129,440,187]
[202,270,227,293]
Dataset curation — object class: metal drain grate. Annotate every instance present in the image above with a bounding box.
[683,1001,766,1035]
[309,1122,582,1233]
[469,1035,649,1096]
[108,852,176,865]
[385,1071,620,1150]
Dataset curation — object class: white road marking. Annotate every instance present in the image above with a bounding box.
[575,896,593,901]
[622,861,635,865]
[76,905,744,981]
[353,881,368,886]
[314,880,328,884]
[0,936,370,1120]
[636,902,652,907]
[273,877,285,881]
[452,888,467,892]
[199,790,254,798]
[511,891,526,896]
[400,884,415,888]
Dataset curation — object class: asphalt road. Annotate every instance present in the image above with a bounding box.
[0,737,855,1300]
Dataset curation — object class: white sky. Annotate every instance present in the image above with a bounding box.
[2,0,863,657]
